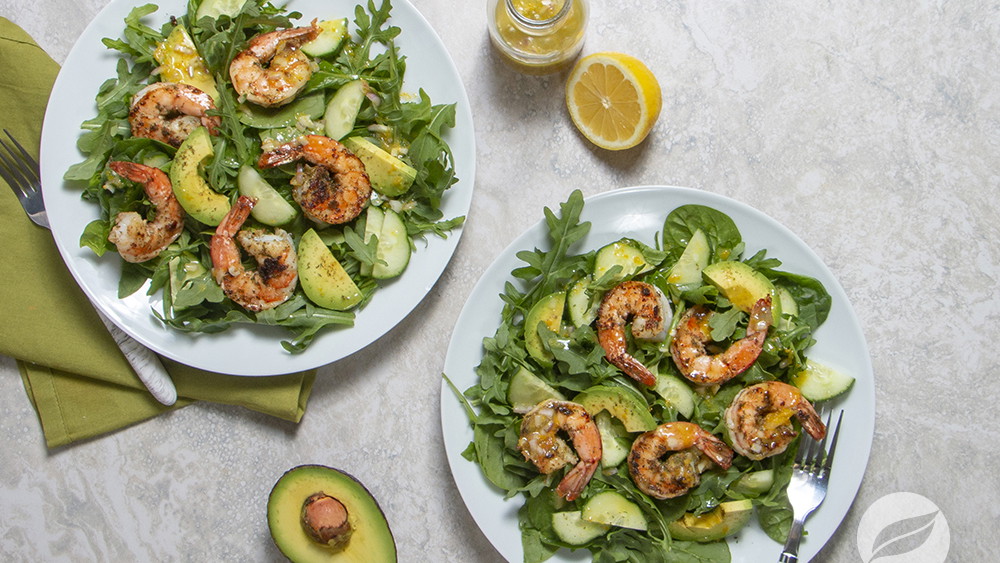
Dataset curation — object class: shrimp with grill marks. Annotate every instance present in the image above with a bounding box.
[517,399,602,501]
[210,195,298,312]
[258,135,371,225]
[725,381,826,460]
[106,161,184,263]
[596,281,671,386]
[128,82,220,147]
[627,422,734,500]
[229,24,318,107]
[671,296,773,386]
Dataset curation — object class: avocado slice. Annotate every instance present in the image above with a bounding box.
[169,126,230,226]
[507,367,566,413]
[267,465,396,563]
[702,260,781,320]
[341,137,416,197]
[573,385,656,432]
[666,499,753,542]
[523,291,566,366]
[298,229,363,311]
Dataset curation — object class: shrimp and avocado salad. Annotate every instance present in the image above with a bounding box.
[452,190,855,562]
[64,0,464,352]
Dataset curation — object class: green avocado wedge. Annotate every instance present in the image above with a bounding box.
[574,385,656,432]
[524,291,566,366]
[297,229,363,311]
[702,260,781,320]
[169,126,229,226]
[342,137,416,197]
[267,465,396,563]
[666,499,753,542]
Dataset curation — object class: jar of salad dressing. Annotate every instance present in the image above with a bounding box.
[487,0,589,74]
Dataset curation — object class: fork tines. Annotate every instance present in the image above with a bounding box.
[795,409,844,477]
[0,129,41,196]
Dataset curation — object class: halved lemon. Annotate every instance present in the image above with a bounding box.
[565,52,662,150]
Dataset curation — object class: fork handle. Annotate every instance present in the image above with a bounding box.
[778,515,807,563]
[97,311,177,406]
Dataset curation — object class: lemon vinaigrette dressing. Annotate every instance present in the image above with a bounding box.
[488,0,589,74]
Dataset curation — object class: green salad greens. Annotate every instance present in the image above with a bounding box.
[65,0,462,352]
[454,190,841,562]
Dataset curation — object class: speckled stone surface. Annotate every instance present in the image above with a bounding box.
[1,0,997,561]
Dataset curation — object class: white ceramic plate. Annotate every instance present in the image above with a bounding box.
[39,0,474,376]
[441,186,875,562]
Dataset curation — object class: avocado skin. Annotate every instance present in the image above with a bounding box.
[267,465,396,562]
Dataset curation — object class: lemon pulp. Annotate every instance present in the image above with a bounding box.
[565,52,662,150]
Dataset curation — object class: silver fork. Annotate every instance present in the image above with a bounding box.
[0,129,177,406]
[778,409,844,563]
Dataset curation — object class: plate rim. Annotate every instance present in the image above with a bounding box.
[439,185,876,562]
[38,0,476,376]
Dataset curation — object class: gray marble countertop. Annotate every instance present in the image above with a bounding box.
[2,0,997,561]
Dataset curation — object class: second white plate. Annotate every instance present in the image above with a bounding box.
[441,186,875,562]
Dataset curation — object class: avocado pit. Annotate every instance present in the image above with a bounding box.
[301,492,352,548]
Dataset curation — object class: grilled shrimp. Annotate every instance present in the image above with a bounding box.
[257,135,371,225]
[128,82,220,147]
[517,399,602,501]
[229,24,318,107]
[210,195,298,312]
[671,296,773,386]
[627,422,734,499]
[596,281,671,386]
[106,161,184,263]
[725,381,826,460]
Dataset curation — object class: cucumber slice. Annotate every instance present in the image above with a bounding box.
[594,239,653,283]
[582,491,648,531]
[237,165,297,226]
[730,469,774,496]
[652,372,695,419]
[593,411,629,468]
[776,286,798,330]
[791,359,855,401]
[507,367,565,413]
[324,79,367,140]
[552,511,609,545]
[567,277,600,327]
[667,229,709,285]
[195,0,247,20]
[371,208,410,279]
[238,92,325,129]
[301,18,348,57]
[360,206,385,277]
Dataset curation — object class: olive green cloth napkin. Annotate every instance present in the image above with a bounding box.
[0,18,315,449]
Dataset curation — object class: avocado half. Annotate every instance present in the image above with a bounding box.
[267,465,396,562]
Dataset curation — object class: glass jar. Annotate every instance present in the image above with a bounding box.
[487,0,589,74]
